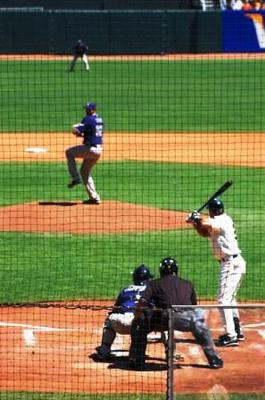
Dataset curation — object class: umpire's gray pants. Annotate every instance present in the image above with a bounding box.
[130,308,218,360]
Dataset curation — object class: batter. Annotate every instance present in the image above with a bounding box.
[187,198,246,346]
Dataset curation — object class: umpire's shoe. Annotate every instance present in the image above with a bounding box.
[128,357,146,370]
[204,350,223,369]
[208,355,224,369]
[67,179,81,189]
[216,334,239,347]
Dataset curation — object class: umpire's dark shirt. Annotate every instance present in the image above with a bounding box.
[142,274,197,308]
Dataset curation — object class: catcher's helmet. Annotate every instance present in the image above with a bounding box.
[132,264,153,285]
[159,257,178,276]
[207,197,224,216]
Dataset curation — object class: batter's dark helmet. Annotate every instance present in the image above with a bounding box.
[207,197,224,216]
[159,257,178,276]
[132,264,153,285]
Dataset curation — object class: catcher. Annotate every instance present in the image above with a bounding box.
[186,198,246,347]
[94,264,153,361]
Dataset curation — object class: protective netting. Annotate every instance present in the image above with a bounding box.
[0,2,265,399]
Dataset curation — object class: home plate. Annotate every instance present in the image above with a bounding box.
[24,147,48,153]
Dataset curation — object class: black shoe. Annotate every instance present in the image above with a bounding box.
[93,346,111,362]
[67,180,81,189]
[208,355,224,369]
[128,358,146,370]
[91,353,111,362]
[237,333,245,341]
[82,198,101,205]
[216,334,239,347]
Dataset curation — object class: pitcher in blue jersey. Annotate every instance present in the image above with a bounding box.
[66,102,103,204]
[95,264,153,361]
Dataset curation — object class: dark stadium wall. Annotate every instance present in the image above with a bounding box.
[0,0,204,10]
[0,10,222,54]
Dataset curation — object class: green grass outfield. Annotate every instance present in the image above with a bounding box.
[1,59,265,132]
[0,161,264,303]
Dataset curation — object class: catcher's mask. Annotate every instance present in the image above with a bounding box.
[207,197,224,216]
[132,264,153,285]
[159,257,178,277]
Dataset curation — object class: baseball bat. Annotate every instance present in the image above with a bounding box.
[197,180,233,213]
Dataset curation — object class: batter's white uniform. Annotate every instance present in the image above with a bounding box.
[206,213,246,338]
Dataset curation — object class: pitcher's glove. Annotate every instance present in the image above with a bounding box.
[72,123,84,137]
[186,210,201,224]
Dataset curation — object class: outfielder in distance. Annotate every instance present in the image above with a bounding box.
[66,102,103,204]
[187,197,246,347]
[69,39,90,72]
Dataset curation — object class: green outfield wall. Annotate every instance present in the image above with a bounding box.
[0,10,222,54]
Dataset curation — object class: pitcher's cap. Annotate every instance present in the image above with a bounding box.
[84,102,96,111]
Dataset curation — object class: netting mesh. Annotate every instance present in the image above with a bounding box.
[0,2,265,399]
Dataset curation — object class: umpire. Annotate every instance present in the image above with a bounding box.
[129,257,223,369]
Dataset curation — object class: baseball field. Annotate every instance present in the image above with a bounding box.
[0,54,264,399]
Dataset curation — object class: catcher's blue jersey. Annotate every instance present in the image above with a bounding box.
[79,113,104,146]
[115,284,147,313]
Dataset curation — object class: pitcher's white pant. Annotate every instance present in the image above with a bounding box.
[66,144,102,201]
[218,254,246,337]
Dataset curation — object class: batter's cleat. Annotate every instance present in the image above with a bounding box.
[82,198,101,205]
[208,355,224,369]
[237,333,245,341]
[68,179,81,188]
[216,334,239,347]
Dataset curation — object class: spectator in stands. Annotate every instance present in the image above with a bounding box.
[231,0,243,9]
[69,39,90,72]
[247,0,262,7]
[252,0,262,8]
[241,0,252,10]
[220,0,228,9]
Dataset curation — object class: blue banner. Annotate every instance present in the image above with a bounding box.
[223,10,265,52]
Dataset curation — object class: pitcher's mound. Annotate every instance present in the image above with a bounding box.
[0,200,188,234]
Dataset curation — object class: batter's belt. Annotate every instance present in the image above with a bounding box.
[219,254,239,262]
